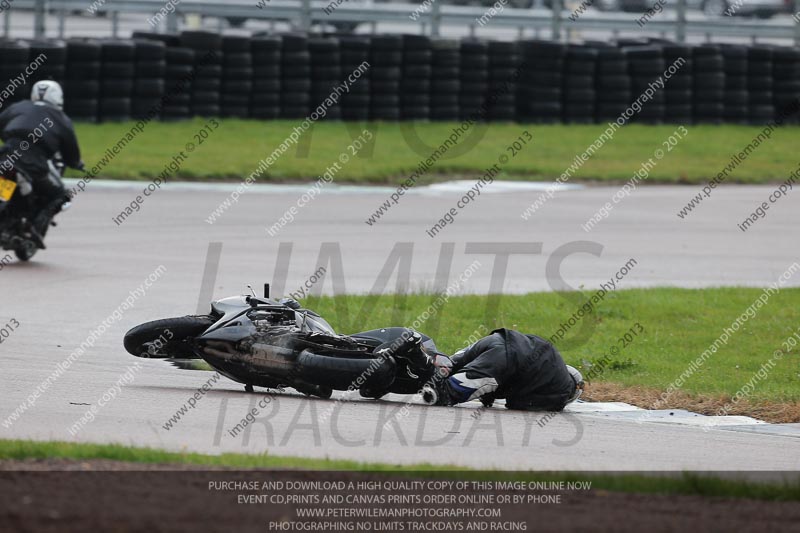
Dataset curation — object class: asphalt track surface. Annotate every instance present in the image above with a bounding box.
[1,181,799,473]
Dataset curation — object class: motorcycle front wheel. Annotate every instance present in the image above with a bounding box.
[123,315,216,358]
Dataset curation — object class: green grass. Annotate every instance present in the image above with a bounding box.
[71,119,800,184]
[2,439,799,500]
[0,439,409,471]
[300,287,800,403]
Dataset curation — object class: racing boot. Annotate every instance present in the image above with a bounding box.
[421,378,456,406]
[33,195,67,237]
[19,218,45,249]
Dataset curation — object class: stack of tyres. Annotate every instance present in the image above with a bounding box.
[180,30,222,117]
[662,44,692,125]
[309,37,341,120]
[721,45,748,124]
[339,36,371,121]
[131,31,180,47]
[693,45,724,124]
[486,40,519,121]
[64,39,101,122]
[517,40,564,123]
[562,45,596,124]
[0,41,31,108]
[250,36,281,120]
[369,35,402,121]
[459,39,489,121]
[100,40,135,121]
[771,46,800,123]
[280,34,311,119]
[132,39,166,120]
[220,35,252,118]
[594,44,630,123]
[22,33,800,126]
[27,40,66,85]
[161,45,195,120]
[132,31,187,115]
[429,39,460,121]
[747,45,773,124]
[624,45,665,123]
[401,35,432,120]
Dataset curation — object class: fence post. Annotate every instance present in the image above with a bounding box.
[112,10,120,38]
[166,11,179,33]
[795,0,799,47]
[430,0,442,36]
[676,0,686,43]
[58,7,65,38]
[551,0,562,41]
[34,0,46,38]
[3,9,10,38]
[300,0,312,32]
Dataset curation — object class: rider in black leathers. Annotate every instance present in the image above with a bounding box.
[422,328,585,411]
[0,80,82,239]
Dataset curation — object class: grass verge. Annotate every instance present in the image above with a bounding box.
[1,440,798,501]
[72,119,800,184]
[299,287,800,422]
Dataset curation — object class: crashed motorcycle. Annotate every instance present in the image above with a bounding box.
[123,286,451,400]
[0,159,68,261]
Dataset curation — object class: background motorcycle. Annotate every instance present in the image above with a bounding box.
[0,159,68,261]
[123,286,448,400]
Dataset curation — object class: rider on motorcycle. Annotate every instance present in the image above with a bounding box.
[422,328,584,412]
[0,80,82,241]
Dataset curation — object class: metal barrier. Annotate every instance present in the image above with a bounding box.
[8,0,800,45]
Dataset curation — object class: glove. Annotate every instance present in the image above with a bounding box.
[400,330,431,369]
[374,330,427,367]
[399,330,422,352]
[279,297,301,310]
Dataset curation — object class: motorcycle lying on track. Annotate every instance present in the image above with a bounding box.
[0,159,69,261]
[123,286,452,400]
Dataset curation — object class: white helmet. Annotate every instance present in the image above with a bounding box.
[31,80,64,110]
[566,365,584,404]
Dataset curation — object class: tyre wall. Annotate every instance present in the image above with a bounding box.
[0,33,796,125]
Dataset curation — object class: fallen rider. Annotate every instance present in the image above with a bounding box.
[422,328,584,411]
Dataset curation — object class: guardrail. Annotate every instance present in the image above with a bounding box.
[8,0,800,45]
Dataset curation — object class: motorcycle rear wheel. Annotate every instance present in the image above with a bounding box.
[123,315,216,358]
[14,241,36,262]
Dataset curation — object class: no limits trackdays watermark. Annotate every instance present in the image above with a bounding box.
[312,260,483,427]
[152,239,637,450]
